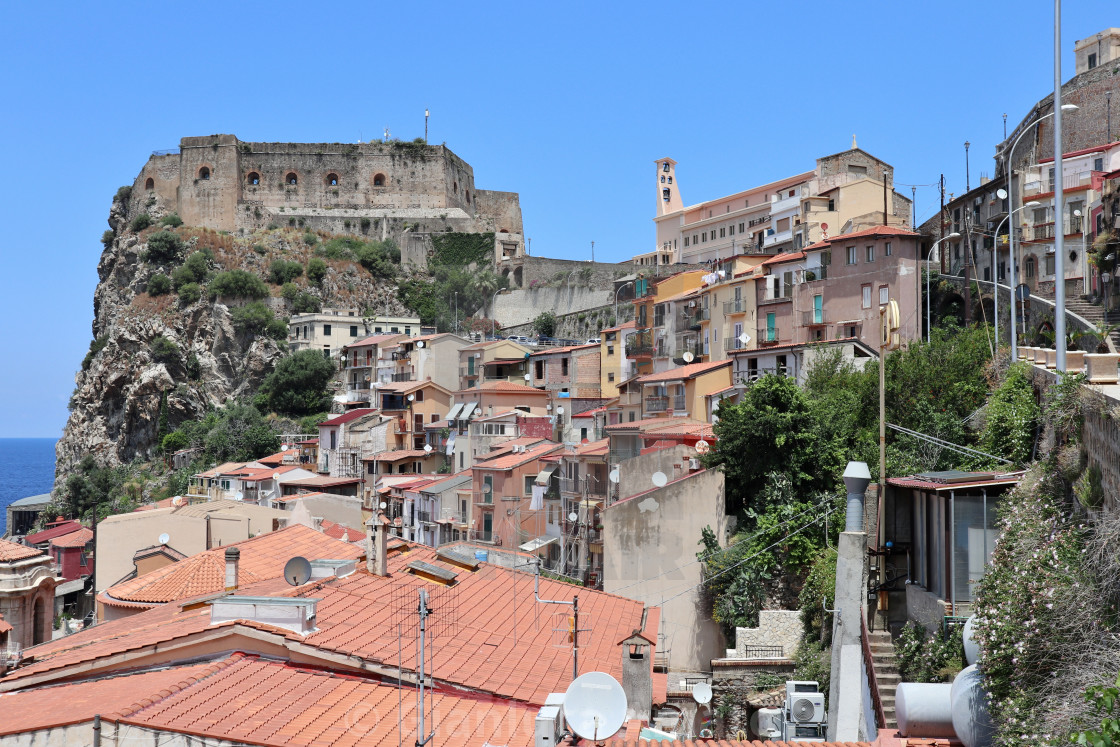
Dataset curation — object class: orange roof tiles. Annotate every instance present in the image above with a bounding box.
[99,525,362,608]
[10,542,657,707]
[0,539,43,562]
[634,359,730,383]
[50,526,93,549]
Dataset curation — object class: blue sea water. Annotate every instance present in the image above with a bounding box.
[0,438,57,536]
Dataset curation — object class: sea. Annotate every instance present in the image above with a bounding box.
[0,438,57,536]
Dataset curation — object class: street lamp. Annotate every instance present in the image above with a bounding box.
[993,201,1041,351]
[1002,103,1078,359]
[927,232,961,342]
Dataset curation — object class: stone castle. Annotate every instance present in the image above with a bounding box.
[131,134,525,268]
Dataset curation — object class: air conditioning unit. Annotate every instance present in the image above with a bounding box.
[783,680,826,742]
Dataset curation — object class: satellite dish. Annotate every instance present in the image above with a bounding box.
[564,672,627,741]
[682,351,695,363]
[738,333,750,344]
[996,188,1008,200]
[695,440,710,455]
[692,682,713,705]
[416,340,425,348]
[158,533,170,545]
[608,468,620,484]
[424,444,433,453]
[569,511,579,522]
[407,393,415,402]
[283,556,312,586]
[652,471,668,488]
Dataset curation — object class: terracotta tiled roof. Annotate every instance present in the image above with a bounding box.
[23,520,84,545]
[0,539,43,562]
[634,359,730,383]
[99,525,362,607]
[473,441,562,470]
[319,408,378,426]
[11,543,658,705]
[320,520,365,543]
[0,661,221,737]
[50,526,93,549]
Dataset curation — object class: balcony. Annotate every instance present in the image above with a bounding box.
[801,310,826,326]
[723,298,747,315]
[645,395,669,412]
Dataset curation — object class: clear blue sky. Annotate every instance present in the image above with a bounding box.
[0,2,1108,437]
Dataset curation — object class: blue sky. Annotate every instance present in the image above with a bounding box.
[0,1,1109,437]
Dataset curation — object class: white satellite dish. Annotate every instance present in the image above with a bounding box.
[682,351,695,363]
[652,471,668,488]
[608,468,620,484]
[569,511,579,522]
[416,340,425,348]
[692,682,713,705]
[283,556,312,586]
[738,332,750,344]
[424,444,433,453]
[563,671,627,741]
[158,532,170,545]
[407,393,415,402]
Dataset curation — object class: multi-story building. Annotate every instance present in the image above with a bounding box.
[656,148,912,265]
[289,309,425,359]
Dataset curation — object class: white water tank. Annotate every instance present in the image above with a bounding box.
[950,665,994,747]
[895,682,955,737]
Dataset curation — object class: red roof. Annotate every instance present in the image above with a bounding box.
[635,359,730,383]
[319,408,378,427]
[50,526,93,549]
[0,539,42,562]
[23,520,84,545]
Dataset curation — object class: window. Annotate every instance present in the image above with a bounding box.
[879,285,889,305]
[247,172,260,185]
[350,325,358,336]
[862,284,872,309]
[286,172,298,185]
[323,324,332,336]
[326,173,339,186]
[866,245,875,262]
[198,166,210,180]
[885,241,892,257]
[847,246,858,265]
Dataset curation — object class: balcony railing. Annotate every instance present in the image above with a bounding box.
[645,395,669,412]
[723,298,746,314]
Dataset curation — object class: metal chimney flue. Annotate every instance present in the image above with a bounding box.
[842,461,872,532]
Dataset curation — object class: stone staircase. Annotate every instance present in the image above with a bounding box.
[867,630,900,731]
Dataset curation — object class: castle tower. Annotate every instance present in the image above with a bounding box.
[655,158,684,217]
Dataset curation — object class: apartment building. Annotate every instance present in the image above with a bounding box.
[656,148,912,265]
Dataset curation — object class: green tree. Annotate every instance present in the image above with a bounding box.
[147,274,172,296]
[306,257,327,285]
[144,231,185,264]
[210,270,269,300]
[255,349,336,416]
[533,311,558,338]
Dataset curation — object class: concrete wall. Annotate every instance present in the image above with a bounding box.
[603,468,727,671]
[735,609,803,659]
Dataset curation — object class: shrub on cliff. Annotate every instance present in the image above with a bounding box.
[306,257,327,285]
[147,274,172,296]
[177,282,202,306]
[172,250,212,290]
[210,270,268,300]
[130,213,152,232]
[142,231,185,264]
[255,349,335,417]
[269,259,304,285]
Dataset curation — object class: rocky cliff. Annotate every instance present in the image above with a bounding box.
[57,190,410,479]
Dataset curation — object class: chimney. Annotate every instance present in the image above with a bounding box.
[619,630,653,723]
[224,547,240,591]
[365,510,389,576]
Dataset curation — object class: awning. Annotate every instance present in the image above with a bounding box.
[519,536,559,553]
[535,465,558,486]
[446,403,464,422]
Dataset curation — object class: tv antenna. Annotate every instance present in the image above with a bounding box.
[563,671,627,742]
[283,556,312,586]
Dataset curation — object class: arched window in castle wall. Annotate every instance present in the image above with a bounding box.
[247,172,260,186]
[286,172,298,186]
[373,173,386,187]
[145,177,155,190]
[326,173,339,186]
[199,166,211,180]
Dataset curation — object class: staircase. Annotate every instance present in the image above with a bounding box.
[867,630,900,731]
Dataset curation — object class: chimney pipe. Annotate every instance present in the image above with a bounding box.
[224,547,240,591]
[842,461,871,532]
